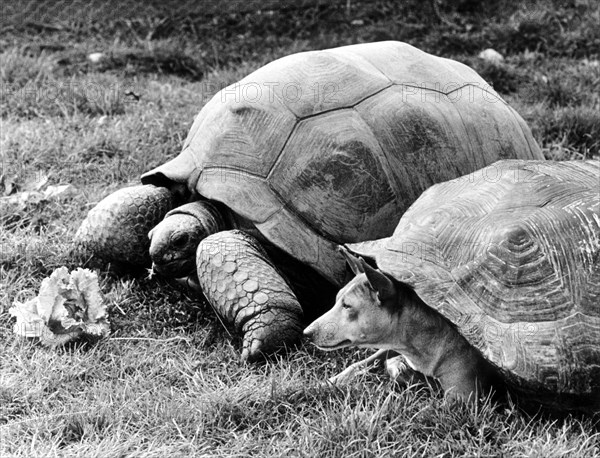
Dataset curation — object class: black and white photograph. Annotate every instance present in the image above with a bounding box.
[1,0,599,456]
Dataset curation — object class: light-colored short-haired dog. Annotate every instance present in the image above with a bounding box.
[303,249,496,403]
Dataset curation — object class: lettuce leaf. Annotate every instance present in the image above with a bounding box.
[9,267,110,347]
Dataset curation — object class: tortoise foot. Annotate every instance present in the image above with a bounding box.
[196,230,303,361]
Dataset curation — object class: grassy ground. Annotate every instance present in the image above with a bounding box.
[1,0,599,456]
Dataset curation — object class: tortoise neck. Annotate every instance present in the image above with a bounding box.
[167,200,229,236]
[196,200,230,235]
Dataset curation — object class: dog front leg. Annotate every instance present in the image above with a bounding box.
[385,355,429,386]
[328,349,394,386]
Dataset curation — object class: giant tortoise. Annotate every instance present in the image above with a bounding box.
[75,41,543,360]
[307,160,599,413]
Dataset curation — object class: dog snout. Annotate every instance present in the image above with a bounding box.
[303,321,338,342]
[303,323,316,340]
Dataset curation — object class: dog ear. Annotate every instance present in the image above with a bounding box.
[339,246,364,275]
[360,258,396,302]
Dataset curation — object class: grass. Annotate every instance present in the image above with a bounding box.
[1,0,599,456]
[2,339,599,457]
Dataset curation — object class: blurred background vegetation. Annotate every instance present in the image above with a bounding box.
[1,0,599,158]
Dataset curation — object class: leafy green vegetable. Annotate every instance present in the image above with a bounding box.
[9,267,110,347]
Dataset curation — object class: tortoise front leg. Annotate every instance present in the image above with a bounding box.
[196,230,304,361]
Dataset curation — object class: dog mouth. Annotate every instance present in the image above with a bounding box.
[314,340,352,351]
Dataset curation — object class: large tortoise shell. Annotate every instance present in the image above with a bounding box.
[349,160,600,410]
[142,41,543,285]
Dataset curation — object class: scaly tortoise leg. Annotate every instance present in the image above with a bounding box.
[196,230,304,361]
[74,185,178,267]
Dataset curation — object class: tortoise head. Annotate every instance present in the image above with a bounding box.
[148,201,226,278]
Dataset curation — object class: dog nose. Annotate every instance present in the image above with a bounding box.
[303,324,314,340]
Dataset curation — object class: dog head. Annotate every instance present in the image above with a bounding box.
[303,248,400,350]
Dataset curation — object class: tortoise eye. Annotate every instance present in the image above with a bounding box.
[171,233,189,248]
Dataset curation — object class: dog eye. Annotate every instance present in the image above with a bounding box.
[342,302,351,309]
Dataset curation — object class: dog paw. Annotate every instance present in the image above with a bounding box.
[385,355,409,380]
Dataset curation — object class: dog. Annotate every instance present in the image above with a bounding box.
[303,248,495,403]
